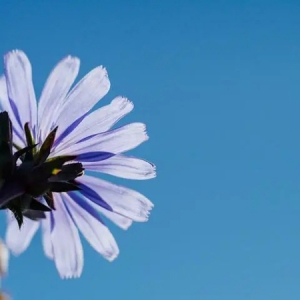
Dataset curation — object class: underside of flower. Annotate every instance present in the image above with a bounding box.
[0,111,84,228]
[0,50,155,279]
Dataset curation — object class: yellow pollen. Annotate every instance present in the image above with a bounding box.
[52,168,61,175]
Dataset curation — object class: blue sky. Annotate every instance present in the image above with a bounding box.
[0,0,300,299]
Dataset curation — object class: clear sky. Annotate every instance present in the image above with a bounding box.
[0,0,300,299]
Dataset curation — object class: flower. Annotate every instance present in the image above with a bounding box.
[0,50,155,278]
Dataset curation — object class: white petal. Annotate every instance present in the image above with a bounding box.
[50,195,83,278]
[79,175,154,222]
[5,212,39,255]
[53,123,148,157]
[41,216,53,259]
[4,50,37,136]
[0,75,26,147]
[37,56,80,143]
[54,66,110,142]
[83,154,156,180]
[55,96,133,150]
[64,192,119,261]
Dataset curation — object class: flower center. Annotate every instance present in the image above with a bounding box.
[0,112,84,228]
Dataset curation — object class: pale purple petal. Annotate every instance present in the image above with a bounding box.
[78,175,154,222]
[41,216,53,259]
[50,194,84,278]
[53,123,148,157]
[4,50,37,137]
[54,97,133,151]
[69,191,132,230]
[54,66,110,144]
[83,154,156,180]
[5,213,39,255]
[37,56,80,143]
[0,76,26,147]
[95,205,133,230]
[63,192,119,261]
[77,151,114,162]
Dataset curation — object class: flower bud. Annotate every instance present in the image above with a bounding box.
[0,292,10,300]
[0,239,9,277]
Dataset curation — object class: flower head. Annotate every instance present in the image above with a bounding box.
[0,50,155,278]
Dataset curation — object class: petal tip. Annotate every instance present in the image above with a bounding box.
[122,220,133,230]
[107,248,120,262]
[147,163,157,179]
[54,55,80,75]
[60,268,83,279]
[92,66,111,93]
[61,274,80,279]
[63,55,80,65]
[135,123,149,140]
[112,97,134,113]
[135,122,149,145]
[5,49,24,56]
[4,49,28,63]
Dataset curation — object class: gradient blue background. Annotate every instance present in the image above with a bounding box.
[0,0,300,299]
